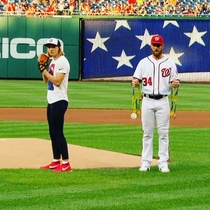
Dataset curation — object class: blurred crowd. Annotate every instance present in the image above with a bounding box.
[0,0,76,17]
[0,0,210,17]
[80,0,210,16]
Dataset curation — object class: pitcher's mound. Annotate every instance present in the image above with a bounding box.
[0,138,158,169]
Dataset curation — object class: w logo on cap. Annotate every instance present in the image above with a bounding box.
[155,37,160,41]
[49,38,54,43]
[151,35,164,45]
[44,38,61,47]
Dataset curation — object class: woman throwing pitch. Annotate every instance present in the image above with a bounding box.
[38,37,72,173]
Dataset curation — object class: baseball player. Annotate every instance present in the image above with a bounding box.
[132,34,180,173]
[38,38,72,173]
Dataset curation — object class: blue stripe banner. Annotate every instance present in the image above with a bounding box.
[83,19,210,79]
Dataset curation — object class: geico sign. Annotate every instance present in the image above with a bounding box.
[0,38,64,59]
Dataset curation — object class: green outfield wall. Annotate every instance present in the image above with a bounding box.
[0,16,209,82]
[0,17,80,80]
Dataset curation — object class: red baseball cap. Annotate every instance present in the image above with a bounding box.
[151,35,164,45]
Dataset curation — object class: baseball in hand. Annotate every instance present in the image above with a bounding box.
[131,113,137,119]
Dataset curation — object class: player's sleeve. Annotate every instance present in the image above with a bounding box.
[57,58,69,74]
[57,66,67,74]
[170,60,180,82]
[133,60,143,80]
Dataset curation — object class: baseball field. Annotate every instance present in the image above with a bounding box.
[0,80,209,209]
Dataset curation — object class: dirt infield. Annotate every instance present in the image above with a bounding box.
[0,138,159,169]
[0,108,209,127]
[0,108,209,169]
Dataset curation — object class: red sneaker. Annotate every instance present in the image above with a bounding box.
[40,161,60,170]
[52,163,72,172]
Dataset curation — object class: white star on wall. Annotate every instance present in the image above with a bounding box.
[163,21,179,28]
[136,29,153,49]
[87,31,110,52]
[184,26,207,47]
[164,47,184,66]
[112,50,135,69]
[114,20,131,31]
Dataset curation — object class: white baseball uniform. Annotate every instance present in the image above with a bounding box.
[133,54,179,169]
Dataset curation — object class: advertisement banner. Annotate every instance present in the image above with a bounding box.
[0,17,80,79]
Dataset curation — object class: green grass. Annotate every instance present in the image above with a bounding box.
[1,166,210,210]
[0,80,209,110]
[0,121,209,160]
[0,122,210,210]
[0,123,210,209]
[0,80,210,209]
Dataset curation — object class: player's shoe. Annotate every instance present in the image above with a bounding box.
[40,161,60,170]
[52,162,72,173]
[139,165,150,172]
[159,165,170,173]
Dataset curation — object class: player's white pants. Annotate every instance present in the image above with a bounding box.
[141,96,170,168]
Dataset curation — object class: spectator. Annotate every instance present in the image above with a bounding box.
[202,2,208,13]
[142,0,149,6]
[101,4,107,15]
[182,5,192,15]
[15,3,23,15]
[156,5,163,14]
[192,5,201,16]
[110,3,121,15]
[169,0,177,6]
[128,0,136,5]
[21,1,29,13]
[197,2,202,10]
[204,4,210,14]
[91,6,100,15]
[138,5,148,15]
[69,0,75,15]
[163,2,170,13]
[34,5,42,16]
[27,4,35,17]
[150,0,158,6]
[105,1,111,14]
[170,6,179,14]
[4,2,15,14]
[125,4,135,15]
[176,2,184,13]
[130,4,136,15]
[121,3,129,14]
[57,0,65,15]
[1,0,7,4]
[44,0,57,16]
[136,0,143,5]
[79,0,91,15]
